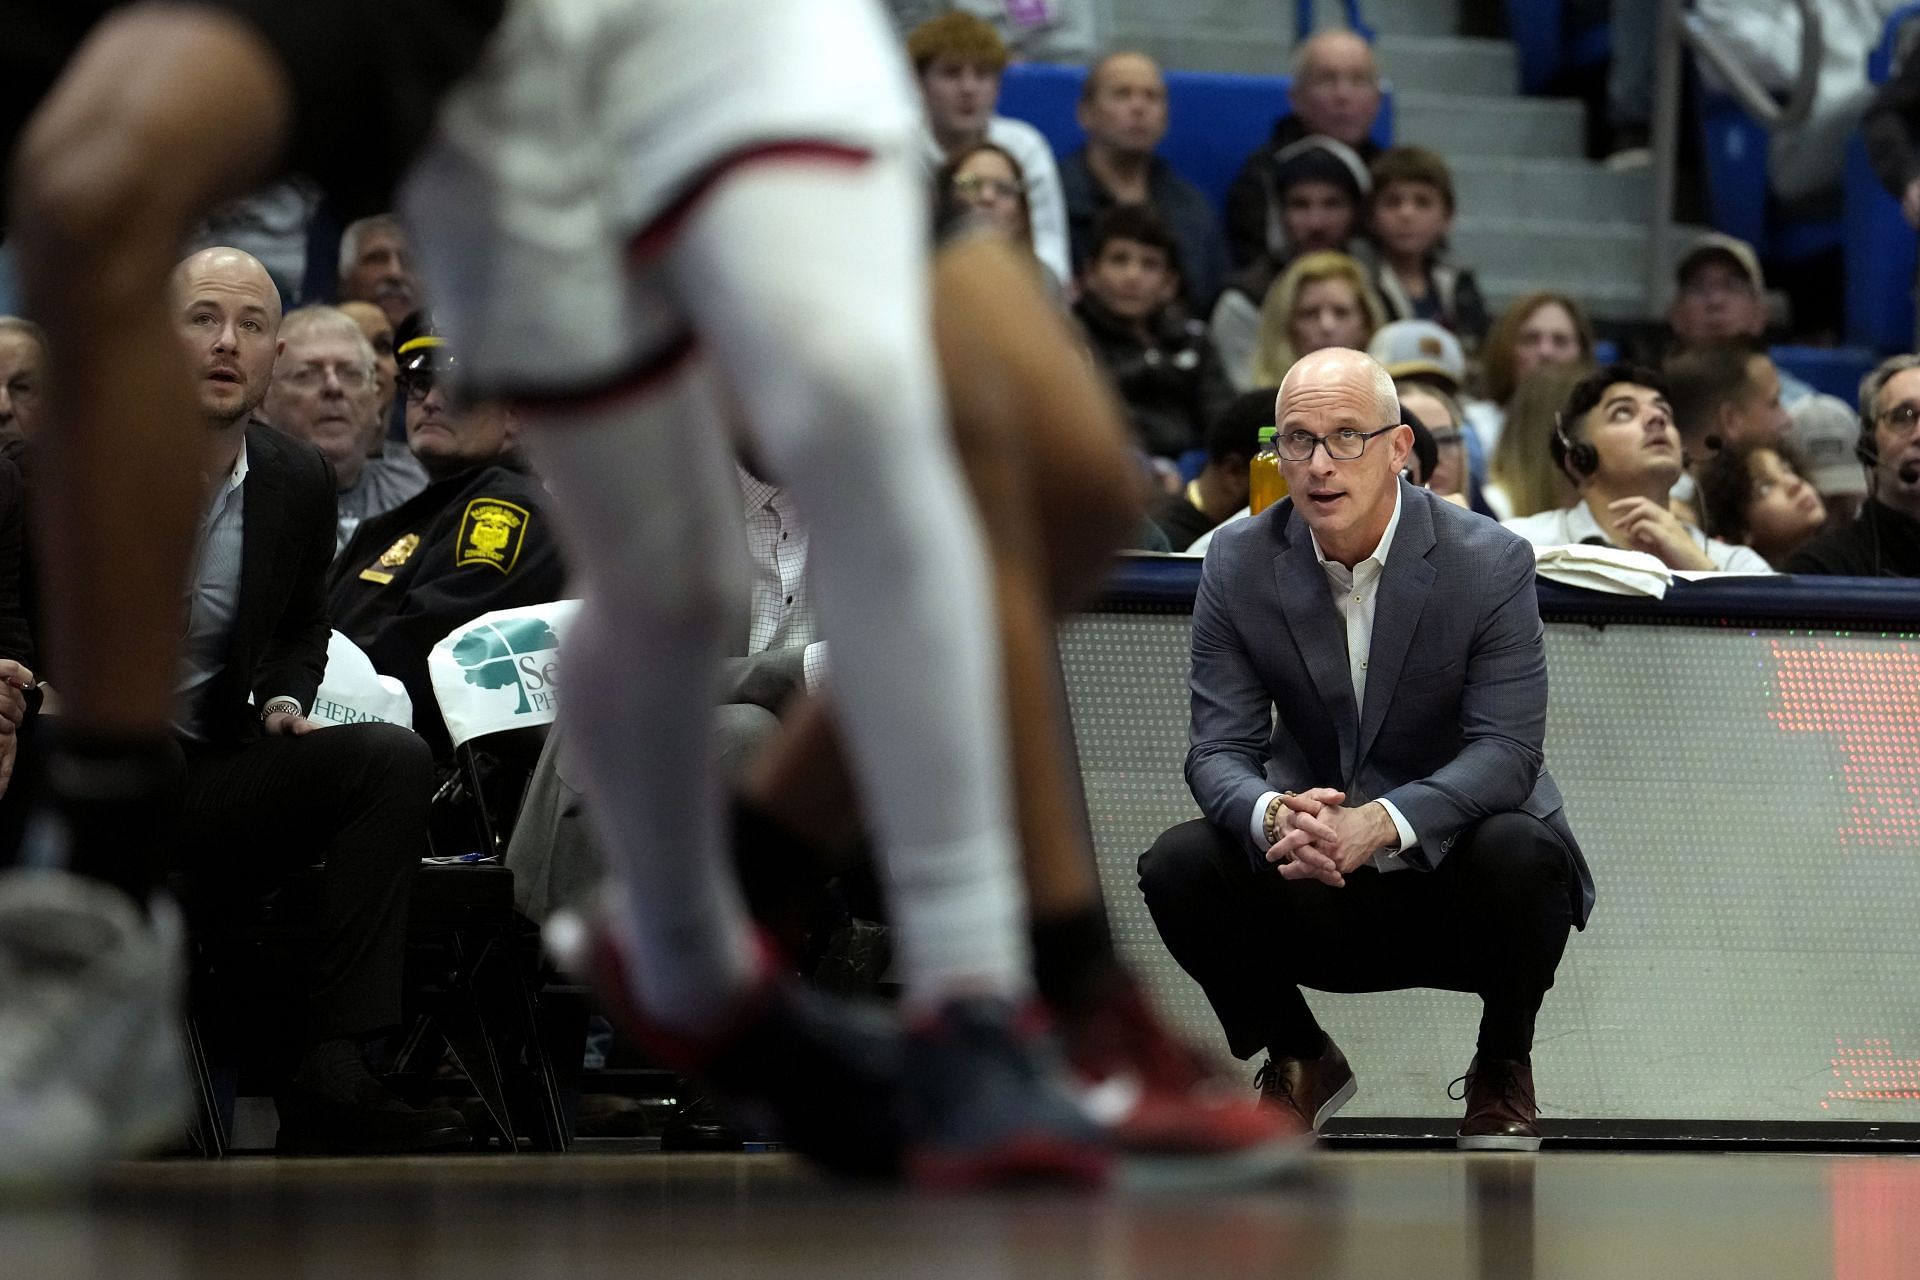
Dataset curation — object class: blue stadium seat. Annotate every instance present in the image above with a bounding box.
[996,63,1395,217]
[1770,344,1878,403]
[1504,0,1609,96]
[1695,87,1842,266]
[1843,4,1920,352]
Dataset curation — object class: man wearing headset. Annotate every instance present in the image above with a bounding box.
[1502,364,1773,574]
[1785,354,1920,577]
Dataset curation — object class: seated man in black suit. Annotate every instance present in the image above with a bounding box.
[1138,347,1593,1151]
[326,334,565,757]
[168,247,464,1154]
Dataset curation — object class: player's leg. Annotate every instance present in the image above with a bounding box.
[666,158,1106,1187]
[668,159,1029,1014]
[516,368,760,1035]
[6,7,290,892]
[740,239,1305,1179]
[512,363,905,1179]
[0,7,292,1189]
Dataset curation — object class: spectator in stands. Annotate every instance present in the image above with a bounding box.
[1472,292,1596,457]
[509,456,827,932]
[908,12,1071,283]
[1667,234,1814,405]
[1369,318,1497,493]
[0,318,47,442]
[337,214,421,330]
[1786,354,1920,576]
[1153,388,1274,552]
[1695,440,1827,568]
[1359,147,1489,344]
[1140,346,1589,1152]
[1211,138,1371,384]
[1503,364,1773,572]
[0,457,34,823]
[1243,251,1385,391]
[937,143,1043,267]
[165,247,462,1155]
[1060,52,1230,313]
[326,335,566,756]
[1665,342,1791,458]
[1485,365,1589,522]
[1398,381,1476,511]
[1224,30,1384,267]
[338,300,399,429]
[261,306,427,554]
[1073,205,1233,460]
[1865,28,1920,235]
[1785,392,1870,525]
[1695,0,1901,206]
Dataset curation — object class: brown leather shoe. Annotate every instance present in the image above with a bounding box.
[1453,1056,1542,1151]
[1254,1037,1357,1135]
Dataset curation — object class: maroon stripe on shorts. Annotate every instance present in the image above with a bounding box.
[626,139,875,263]
[505,330,701,417]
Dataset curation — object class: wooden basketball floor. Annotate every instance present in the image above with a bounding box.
[12,1148,1920,1278]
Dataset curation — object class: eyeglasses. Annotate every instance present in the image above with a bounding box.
[953,175,1024,201]
[1430,429,1464,449]
[1877,402,1920,435]
[281,363,373,393]
[1276,424,1398,461]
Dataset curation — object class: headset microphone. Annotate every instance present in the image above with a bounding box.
[1900,460,1920,485]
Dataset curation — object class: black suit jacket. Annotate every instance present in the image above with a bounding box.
[198,423,337,745]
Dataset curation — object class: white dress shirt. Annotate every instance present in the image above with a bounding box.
[1251,487,1420,872]
[175,441,250,741]
[737,467,827,690]
[1502,498,1775,574]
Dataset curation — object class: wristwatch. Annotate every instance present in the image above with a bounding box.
[260,696,303,723]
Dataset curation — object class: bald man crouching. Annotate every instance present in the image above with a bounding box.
[165,248,465,1154]
[1136,348,1593,1150]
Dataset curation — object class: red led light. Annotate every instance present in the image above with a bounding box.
[1826,1039,1920,1104]
[1769,642,1920,851]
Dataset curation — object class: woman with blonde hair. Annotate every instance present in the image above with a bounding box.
[1485,362,1592,520]
[1244,251,1387,389]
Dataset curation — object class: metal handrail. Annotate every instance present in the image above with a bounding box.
[1681,2,1822,127]
[1645,0,1823,311]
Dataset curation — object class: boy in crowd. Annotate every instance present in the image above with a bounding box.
[1154,389,1275,552]
[908,11,1071,283]
[1075,206,1234,462]
[1361,147,1488,345]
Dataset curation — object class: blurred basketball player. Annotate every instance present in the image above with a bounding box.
[0,1,505,1187]
[403,0,1105,1188]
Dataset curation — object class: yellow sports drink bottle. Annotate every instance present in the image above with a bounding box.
[1249,425,1288,516]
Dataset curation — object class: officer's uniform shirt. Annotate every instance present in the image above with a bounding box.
[327,455,566,752]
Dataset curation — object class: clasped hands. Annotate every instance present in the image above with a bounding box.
[1265,788,1397,887]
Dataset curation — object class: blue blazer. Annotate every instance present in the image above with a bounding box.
[1186,480,1594,928]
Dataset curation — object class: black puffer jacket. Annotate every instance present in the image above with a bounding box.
[1074,295,1235,460]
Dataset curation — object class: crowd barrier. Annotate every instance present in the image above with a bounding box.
[1065,553,1920,1131]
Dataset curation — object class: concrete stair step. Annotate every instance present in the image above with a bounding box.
[1375,37,1518,96]
[1394,92,1586,158]
[1109,0,1458,44]
[1453,218,1707,302]
[1117,31,1517,97]
[1306,0,1458,38]
[1449,156,1650,223]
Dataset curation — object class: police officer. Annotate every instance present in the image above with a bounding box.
[328,335,566,755]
